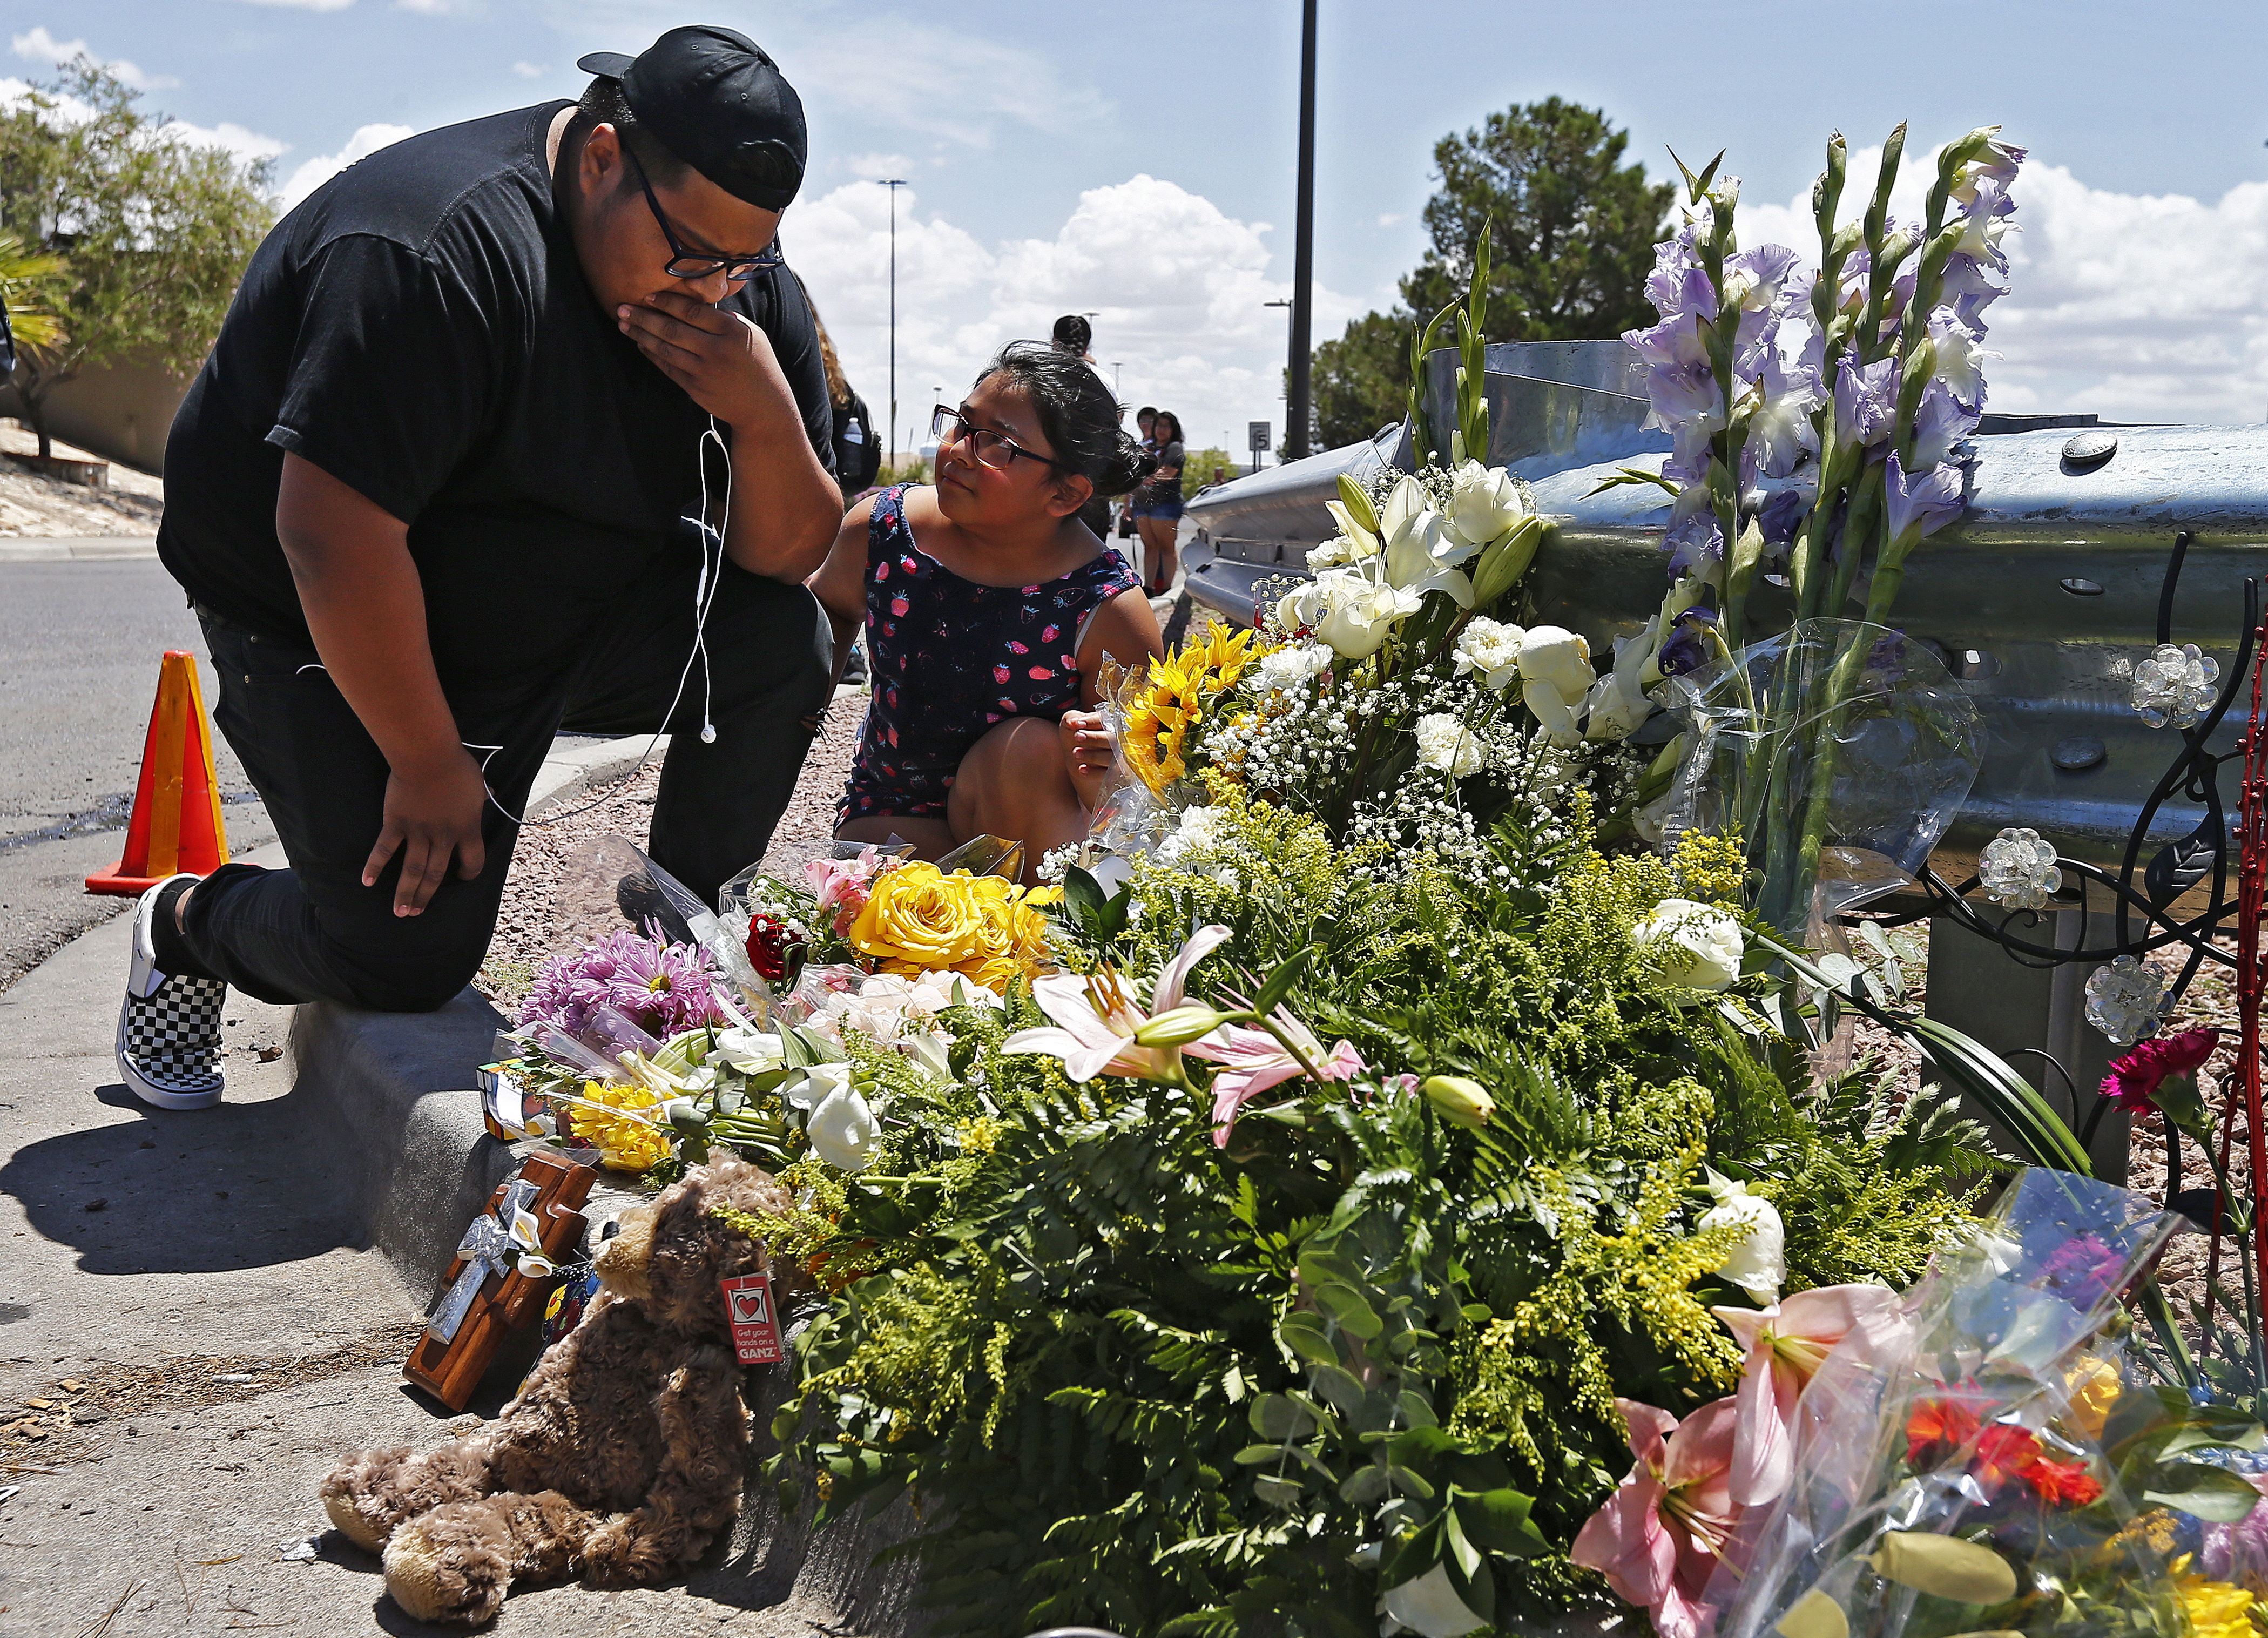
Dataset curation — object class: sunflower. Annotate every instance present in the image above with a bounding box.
[1120,624,1273,796]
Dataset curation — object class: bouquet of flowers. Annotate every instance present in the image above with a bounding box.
[1712,1169,2264,1638]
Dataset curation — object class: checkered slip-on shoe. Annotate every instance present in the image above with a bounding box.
[115,874,226,1110]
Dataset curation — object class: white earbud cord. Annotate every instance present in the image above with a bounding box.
[474,415,731,828]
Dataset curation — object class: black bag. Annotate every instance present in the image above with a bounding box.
[833,390,883,494]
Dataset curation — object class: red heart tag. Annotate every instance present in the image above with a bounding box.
[720,1272,782,1364]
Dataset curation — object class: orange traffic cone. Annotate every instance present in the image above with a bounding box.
[85,650,232,896]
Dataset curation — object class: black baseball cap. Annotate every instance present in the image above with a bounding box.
[576,26,806,212]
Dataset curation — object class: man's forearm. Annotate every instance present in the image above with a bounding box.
[721,406,842,581]
[275,456,462,776]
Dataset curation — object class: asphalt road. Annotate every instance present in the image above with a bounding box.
[0,558,274,990]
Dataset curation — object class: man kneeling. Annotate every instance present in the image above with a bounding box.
[119,28,841,1110]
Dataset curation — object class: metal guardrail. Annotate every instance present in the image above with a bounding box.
[1182,342,2265,882]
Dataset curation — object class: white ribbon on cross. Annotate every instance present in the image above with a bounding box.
[426,1177,548,1344]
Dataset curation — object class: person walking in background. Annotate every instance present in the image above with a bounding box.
[1131,409,1184,595]
[805,281,881,504]
[1050,314,1111,539]
[809,342,1163,884]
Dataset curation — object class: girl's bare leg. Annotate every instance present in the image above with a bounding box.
[834,814,956,859]
[946,717,1086,887]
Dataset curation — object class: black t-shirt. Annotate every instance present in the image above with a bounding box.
[1141,438,1185,506]
[160,102,835,687]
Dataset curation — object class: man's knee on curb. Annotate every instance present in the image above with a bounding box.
[312,899,497,1013]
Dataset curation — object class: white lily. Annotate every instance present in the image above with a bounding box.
[1323,497,1381,560]
[508,1207,556,1279]
[711,1026,786,1074]
[1584,634,1658,742]
[1005,925,1231,1083]
[1380,475,1476,606]
[780,1059,853,1111]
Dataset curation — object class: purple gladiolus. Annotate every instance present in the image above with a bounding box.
[1884,450,1965,543]
[1655,606,1722,678]
[1832,355,1898,448]
[1646,359,1724,431]
[1910,380,1981,470]
[1624,312,1712,369]
[1664,508,1725,577]
[1759,487,1810,547]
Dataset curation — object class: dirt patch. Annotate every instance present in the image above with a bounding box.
[479,704,863,1014]
[0,423,163,538]
[0,1321,428,1475]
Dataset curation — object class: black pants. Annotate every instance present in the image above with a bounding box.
[177,536,833,1012]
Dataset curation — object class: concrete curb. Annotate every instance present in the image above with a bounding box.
[0,535,159,561]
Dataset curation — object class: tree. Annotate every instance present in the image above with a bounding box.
[1307,99,1672,450]
[1310,311,1413,450]
[0,58,274,457]
[1400,97,1673,340]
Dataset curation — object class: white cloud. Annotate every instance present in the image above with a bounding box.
[279,122,416,211]
[789,174,1360,455]
[11,25,178,90]
[511,60,546,78]
[395,0,475,12]
[0,73,95,124]
[164,119,290,168]
[1736,141,2268,427]
[843,153,913,183]
[793,26,1108,151]
[234,0,355,11]
[1377,212,1405,227]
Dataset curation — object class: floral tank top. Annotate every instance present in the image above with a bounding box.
[839,484,1142,823]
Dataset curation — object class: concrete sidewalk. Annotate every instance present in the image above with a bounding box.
[0,743,915,1637]
[0,536,158,562]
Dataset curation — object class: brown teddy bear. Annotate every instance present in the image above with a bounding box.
[320,1152,798,1626]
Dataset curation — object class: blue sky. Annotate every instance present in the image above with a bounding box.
[10,1,2268,450]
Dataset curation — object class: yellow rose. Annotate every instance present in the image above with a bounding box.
[2063,1356,2121,1441]
[848,862,990,969]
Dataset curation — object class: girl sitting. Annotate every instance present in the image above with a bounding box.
[809,342,1163,882]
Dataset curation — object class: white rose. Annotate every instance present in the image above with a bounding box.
[1305,535,1356,570]
[1414,713,1486,778]
[1515,625,1593,697]
[1451,616,1526,691]
[781,1058,852,1110]
[1444,459,1529,547]
[1633,897,1745,990]
[1312,570,1421,660]
[805,1083,880,1171]
[1698,1169,1785,1302]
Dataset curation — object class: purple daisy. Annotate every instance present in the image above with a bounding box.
[520,926,724,1041]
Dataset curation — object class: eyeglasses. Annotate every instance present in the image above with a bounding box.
[931,405,1068,471]
[624,149,784,282]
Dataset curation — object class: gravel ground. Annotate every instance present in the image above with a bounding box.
[480,701,863,1008]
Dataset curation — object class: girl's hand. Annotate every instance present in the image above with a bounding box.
[1060,709,1116,810]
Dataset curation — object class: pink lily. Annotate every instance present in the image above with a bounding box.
[1571,1396,1742,1638]
[1003,925,1231,1083]
[1190,1008,1364,1146]
[1712,1283,1905,1508]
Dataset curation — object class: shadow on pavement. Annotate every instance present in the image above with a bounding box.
[0,1078,362,1274]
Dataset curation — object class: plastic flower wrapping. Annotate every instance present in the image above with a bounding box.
[1714,1170,2263,1638]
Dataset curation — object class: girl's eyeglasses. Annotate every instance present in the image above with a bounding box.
[931,405,1068,472]
[626,149,785,282]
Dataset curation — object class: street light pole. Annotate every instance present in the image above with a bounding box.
[880,178,908,468]
[1284,0,1318,461]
